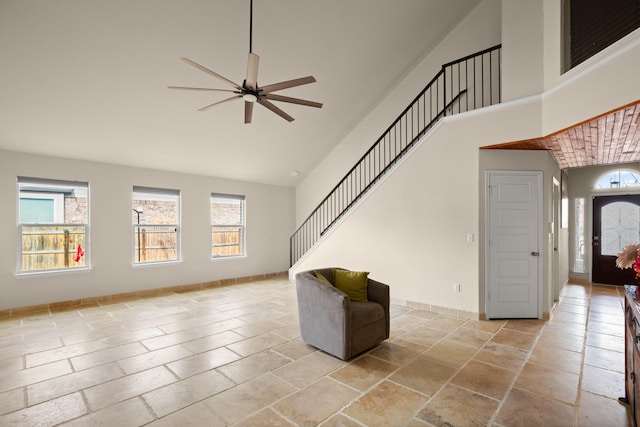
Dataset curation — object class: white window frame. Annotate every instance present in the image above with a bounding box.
[211,193,245,259]
[17,177,89,274]
[132,186,181,265]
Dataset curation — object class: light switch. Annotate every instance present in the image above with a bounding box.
[466,233,474,243]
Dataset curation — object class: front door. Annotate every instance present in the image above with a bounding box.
[487,171,541,319]
[592,194,640,285]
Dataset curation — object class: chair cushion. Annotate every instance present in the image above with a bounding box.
[350,301,385,330]
[333,268,369,301]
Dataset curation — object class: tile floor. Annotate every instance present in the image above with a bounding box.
[0,278,633,426]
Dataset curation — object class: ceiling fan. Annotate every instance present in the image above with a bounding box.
[169,0,322,124]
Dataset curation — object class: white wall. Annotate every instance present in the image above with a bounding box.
[543,0,564,91]
[295,0,503,225]
[542,29,640,135]
[501,0,545,101]
[0,150,295,310]
[292,99,547,316]
[291,0,640,316]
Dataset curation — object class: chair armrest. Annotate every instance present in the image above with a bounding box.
[295,271,351,358]
[367,278,390,339]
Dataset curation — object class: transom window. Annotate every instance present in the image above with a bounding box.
[595,169,640,189]
[17,177,89,273]
[211,193,245,258]
[132,186,180,264]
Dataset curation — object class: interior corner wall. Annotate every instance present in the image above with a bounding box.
[501,0,545,101]
[543,0,563,91]
[294,0,502,225]
[0,149,295,310]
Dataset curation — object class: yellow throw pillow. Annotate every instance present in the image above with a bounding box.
[333,269,369,302]
[314,271,333,286]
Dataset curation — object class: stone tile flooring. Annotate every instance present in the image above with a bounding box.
[0,278,633,426]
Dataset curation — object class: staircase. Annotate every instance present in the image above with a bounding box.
[290,45,502,266]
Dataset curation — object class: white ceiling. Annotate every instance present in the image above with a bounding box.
[0,0,480,187]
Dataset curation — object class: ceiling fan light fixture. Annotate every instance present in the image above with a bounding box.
[243,93,258,103]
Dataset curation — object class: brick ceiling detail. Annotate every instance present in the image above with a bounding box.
[482,101,640,169]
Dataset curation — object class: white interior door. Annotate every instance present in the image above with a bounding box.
[487,171,541,319]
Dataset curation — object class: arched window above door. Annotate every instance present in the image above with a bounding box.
[595,169,640,189]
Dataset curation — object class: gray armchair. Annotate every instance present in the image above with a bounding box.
[295,268,390,360]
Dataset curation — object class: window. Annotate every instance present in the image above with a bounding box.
[211,193,245,258]
[573,198,586,273]
[17,177,88,273]
[561,171,569,229]
[595,169,640,189]
[565,0,640,71]
[132,186,180,264]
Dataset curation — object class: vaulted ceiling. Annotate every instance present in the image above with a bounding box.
[0,0,481,187]
[1,1,637,189]
[482,101,640,169]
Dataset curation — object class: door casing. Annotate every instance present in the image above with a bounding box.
[485,170,543,319]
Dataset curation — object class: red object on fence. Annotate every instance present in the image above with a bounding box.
[74,245,84,262]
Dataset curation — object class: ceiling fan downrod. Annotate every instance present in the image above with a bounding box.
[249,0,253,54]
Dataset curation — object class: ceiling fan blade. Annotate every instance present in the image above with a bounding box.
[263,93,322,108]
[198,95,242,111]
[168,86,239,93]
[257,99,294,122]
[245,101,254,124]
[180,58,242,90]
[259,76,317,93]
[245,53,259,91]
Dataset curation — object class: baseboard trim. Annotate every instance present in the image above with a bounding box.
[479,312,549,321]
[0,271,288,318]
[391,297,480,320]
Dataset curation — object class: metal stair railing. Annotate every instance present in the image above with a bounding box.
[290,45,502,266]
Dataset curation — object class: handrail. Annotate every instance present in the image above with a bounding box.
[290,45,502,266]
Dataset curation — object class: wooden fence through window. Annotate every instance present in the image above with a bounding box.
[212,227,242,257]
[133,225,178,263]
[20,225,86,271]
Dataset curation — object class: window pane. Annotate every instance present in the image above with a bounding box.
[17,177,88,273]
[600,202,640,256]
[211,194,245,258]
[573,198,585,273]
[132,187,180,264]
[20,198,54,223]
[132,187,179,224]
[212,226,243,257]
[21,225,86,271]
[133,225,178,263]
[211,195,243,225]
[595,170,640,189]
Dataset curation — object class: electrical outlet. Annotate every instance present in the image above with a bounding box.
[453,283,461,292]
